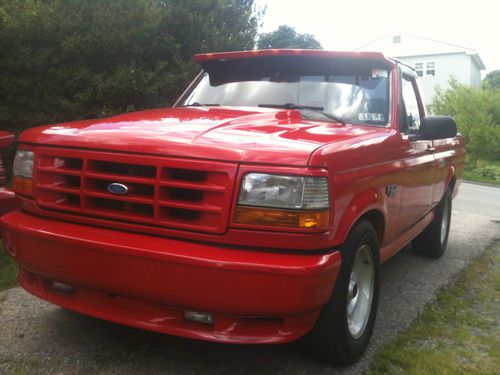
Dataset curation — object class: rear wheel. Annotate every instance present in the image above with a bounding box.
[412,187,452,258]
[301,220,379,365]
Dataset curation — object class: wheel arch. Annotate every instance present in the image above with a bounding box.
[358,210,385,245]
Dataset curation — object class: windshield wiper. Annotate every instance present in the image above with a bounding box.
[259,103,323,111]
[179,102,220,107]
[258,103,345,125]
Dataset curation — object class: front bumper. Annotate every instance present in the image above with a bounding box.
[1,210,341,344]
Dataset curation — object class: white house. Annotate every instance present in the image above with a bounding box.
[356,33,486,106]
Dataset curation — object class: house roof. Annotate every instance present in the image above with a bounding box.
[357,33,486,70]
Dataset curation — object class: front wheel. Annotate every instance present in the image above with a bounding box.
[301,220,380,365]
[412,187,452,258]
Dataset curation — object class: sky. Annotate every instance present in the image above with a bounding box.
[256,0,499,73]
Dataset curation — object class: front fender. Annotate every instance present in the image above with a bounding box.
[334,188,386,245]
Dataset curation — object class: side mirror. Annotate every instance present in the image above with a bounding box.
[0,131,15,148]
[420,116,457,140]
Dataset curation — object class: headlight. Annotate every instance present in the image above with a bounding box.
[13,150,34,197]
[238,173,329,209]
[13,150,34,179]
[235,173,330,229]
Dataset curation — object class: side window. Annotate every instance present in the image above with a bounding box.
[401,75,421,134]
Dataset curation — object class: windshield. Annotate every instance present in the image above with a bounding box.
[181,68,390,126]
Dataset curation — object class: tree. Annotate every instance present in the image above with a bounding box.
[160,0,262,86]
[432,78,500,167]
[0,0,178,130]
[484,69,500,90]
[164,0,261,60]
[483,70,500,124]
[0,0,262,133]
[257,25,322,49]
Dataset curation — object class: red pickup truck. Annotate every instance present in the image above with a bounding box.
[1,50,464,365]
[0,130,17,218]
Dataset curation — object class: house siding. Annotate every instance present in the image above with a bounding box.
[357,34,485,108]
[470,58,482,87]
[397,53,473,106]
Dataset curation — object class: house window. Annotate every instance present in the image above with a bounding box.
[414,62,423,77]
[426,61,436,76]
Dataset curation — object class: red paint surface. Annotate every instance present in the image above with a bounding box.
[19,268,322,344]
[0,131,14,148]
[18,107,381,167]
[1,51,465,344]
[0,188,17,217]
[0,131,18,224]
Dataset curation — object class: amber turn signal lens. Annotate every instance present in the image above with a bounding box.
[234,206,330,229]
[13,176,33,197]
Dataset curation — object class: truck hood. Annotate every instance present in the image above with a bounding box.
[19,107,383,166]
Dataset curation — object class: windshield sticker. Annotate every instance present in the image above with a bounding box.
[371,69,388,78]
[358,113,385,122]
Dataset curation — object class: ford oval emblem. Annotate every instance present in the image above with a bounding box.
[107,182,128,195]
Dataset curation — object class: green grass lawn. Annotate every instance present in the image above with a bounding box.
[464,160,500,185]
[0,241,19,291]
[367,241,500,374]
[464,170,500,185]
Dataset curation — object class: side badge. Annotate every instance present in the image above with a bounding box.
[386,185,397,197]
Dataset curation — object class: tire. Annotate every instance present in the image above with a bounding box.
[301,220,380,365]
[412,187,452,258]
